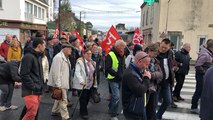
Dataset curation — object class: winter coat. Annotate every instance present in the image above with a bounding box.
[122,63,150,117]
[195,47,213,74]
[48,51,71,89]
[149,58,163,89]
[20,49,44,97]
[105,48,125,82]
[72,58,97,90]
[175,48,191,75]
[0,40,10,61]
[156,50,175,86]
[200,67,213,120]
[0,61,21,84]
[7,46,22,62]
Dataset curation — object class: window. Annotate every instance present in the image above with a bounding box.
[42,9,44,19]
[34,5,37,17]
[146,9,149,25]
[38,7,41,19]
[198,35,207,51]
[142,13,145,26]
[25,2,33,14]
[0,0,2,9]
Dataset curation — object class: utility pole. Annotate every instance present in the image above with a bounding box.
[79,11,82,36]
[58,0,61,39]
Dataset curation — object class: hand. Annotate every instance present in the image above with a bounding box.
[144,70,151,79]
[180,63,183,66]
[80,81,86,86]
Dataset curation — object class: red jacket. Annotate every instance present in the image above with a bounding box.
[0,40,10,61]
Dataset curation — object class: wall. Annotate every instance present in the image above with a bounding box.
[0,28,20,43]
[0,0,21,20]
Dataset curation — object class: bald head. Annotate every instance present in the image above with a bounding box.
[134,51,148,63]
[134,51,150,70]
[183,43,191,52]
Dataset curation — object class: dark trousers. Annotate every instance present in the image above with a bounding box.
[146,91,158,120]
[173,73,186,97]
[0,83,14,107]
[191,72,203,109]
[78,89,91,116]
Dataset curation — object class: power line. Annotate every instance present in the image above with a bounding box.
[71,4,139,13]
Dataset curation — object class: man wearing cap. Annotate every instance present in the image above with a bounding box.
[69,35,82,75]
[53,35,68,57]
[45,33,57,67]
[48,42,72,120]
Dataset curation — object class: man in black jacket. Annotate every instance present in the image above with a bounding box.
[0,61,21,111]
[156,38,175,120]
[173,43,191,101]
[105,40,126,120]
[20,37,46,120]
[122,51,151,120]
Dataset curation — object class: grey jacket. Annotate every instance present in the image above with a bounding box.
[195,47,213,74]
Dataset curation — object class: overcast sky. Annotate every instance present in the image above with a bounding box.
[69,0,144,32]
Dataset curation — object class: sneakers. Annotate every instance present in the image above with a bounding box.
[170,102,178,108]
[173,96,179,102]
[177,96,185,101]
[51,112,60,116]
[6,105,18,110]
[0,106,6,111]
[190,108,199,114]
[111,117,118,120]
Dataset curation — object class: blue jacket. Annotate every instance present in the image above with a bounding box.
[200,67,213,120]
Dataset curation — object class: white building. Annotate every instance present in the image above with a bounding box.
[140,0,213,60]
[0,0,54,43]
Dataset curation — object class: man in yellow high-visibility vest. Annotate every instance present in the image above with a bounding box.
[105,40,126,120]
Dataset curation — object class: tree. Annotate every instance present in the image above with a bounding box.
[55,0,75,32]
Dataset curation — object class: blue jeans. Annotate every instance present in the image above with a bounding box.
[156,81,172,119]
[108,81,120,117]
[191,71,203,109]
[124,109,147,120]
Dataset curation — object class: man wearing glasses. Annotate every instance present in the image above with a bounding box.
[122,51,151,120]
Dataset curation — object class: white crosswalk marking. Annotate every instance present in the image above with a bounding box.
[162,69,200,120]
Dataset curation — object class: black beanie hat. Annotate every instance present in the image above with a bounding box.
[133,44,143,56]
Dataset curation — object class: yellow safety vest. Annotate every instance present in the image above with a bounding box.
[107,51,119,79]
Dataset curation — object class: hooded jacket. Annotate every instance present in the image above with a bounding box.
[20,49,44,97]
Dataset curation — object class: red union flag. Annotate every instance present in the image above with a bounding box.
[72,29,84,51]
[133,28,144,45]
[53,24,58,39]
[101,25,120,54]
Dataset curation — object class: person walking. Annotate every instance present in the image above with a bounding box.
[122,51,151,120]
[191,39,213,114]
[173,43,191,101]
[105,40,126,120]
[156,38,175,120]
[20,37,46,120]
[0,61,21,111]
[72,49,97,119]
[48,42,72,120]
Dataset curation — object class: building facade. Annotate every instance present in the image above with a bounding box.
[0,0,53,44]
[141,0,213,60]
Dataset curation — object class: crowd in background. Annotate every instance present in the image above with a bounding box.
[0,32,212,120]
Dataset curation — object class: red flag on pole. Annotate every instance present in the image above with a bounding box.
[133,28,144,45]
[72,29,84,51]
[101,25,121,54]
[53,24,58,39]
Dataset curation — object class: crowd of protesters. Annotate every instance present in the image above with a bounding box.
[0,32,212,120]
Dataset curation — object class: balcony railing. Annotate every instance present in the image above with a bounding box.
[25,12,34,23]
